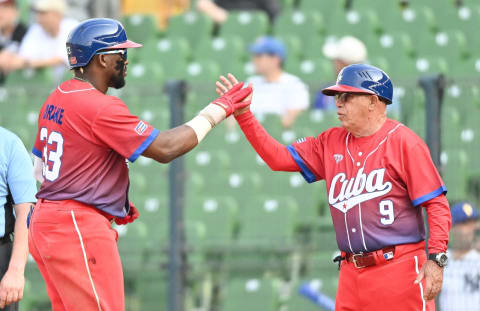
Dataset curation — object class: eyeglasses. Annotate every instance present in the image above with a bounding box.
[335,93,373,102]
[96,49,127,61]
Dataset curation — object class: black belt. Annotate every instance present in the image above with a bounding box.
[0,234,12,245]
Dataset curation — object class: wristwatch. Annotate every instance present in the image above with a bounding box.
[428,253,448,267]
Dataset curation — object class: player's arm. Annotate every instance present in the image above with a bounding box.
[143,82,252,163]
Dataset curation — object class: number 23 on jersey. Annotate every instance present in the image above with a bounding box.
[40,127,64,181]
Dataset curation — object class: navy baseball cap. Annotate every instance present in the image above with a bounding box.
[451,201,479,225]
[249,36,286,61]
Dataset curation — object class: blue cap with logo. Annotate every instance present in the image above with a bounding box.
[451,201,479,225]
[249,36,286,61]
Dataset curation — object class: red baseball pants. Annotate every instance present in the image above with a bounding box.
[335,241,435,311]
[28,199,124,311]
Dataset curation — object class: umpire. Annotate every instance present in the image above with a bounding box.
[0,127,37,309]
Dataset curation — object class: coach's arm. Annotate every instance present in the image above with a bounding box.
[215,74,300,172]
[143,81,252,164]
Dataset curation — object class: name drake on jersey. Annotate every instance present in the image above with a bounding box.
[42,104,65,125]
[328,167,392,213]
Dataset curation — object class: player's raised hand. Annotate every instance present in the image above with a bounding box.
[211,76,252,118]
[215,73,253,116]
[414,259,444,301]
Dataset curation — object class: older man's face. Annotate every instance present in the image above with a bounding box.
[36,10,62,36]
[335,93,373,132]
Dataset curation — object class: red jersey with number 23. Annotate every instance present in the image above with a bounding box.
[32,79,159,217]
[287,118,446,253]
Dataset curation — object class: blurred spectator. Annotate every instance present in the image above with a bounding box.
[247,36,309,129]
[196,0,280,23]
[439,201,480,311]
[0,0,27,84]
[313,36,367,110]
[0,0,77,80]
[65,0,120,21]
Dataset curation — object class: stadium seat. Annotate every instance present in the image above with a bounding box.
[185,196,238,249]
[286,58,335,85]
[325,9,375,40]
[223,278,277,311]
[140,37,190,80]
[236,196,298,246]
[273,11,324,48]
[219,11,269,44]
[122,14,159,44]
[196,36,246,74]
[183,60,221,83]
[167,11,214,49]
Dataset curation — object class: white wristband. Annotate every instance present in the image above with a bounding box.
[185,115,213,143]
[185,103,227,143]
[199,103,226,125]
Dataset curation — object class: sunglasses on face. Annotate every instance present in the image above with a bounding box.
[334,93,373,102]
[96,49,127,61]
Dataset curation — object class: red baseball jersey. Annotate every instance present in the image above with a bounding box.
[32,79,159,217]
[287,118,446,253]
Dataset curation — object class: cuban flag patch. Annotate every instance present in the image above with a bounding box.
[135,121,148,135]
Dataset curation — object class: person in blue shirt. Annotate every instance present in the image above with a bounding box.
[0,127,37,310]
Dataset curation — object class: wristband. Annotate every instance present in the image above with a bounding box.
[185,115,213,143]
[185,104,227,143]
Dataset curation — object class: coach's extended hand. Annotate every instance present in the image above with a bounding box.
[414,259,444,301]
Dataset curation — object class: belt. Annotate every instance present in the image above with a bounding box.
[0,234,12,245]
[343,246,396,269]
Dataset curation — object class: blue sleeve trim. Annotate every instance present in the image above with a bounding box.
[287,145,317,183]
[412,185,448,207]
[32,147,42,158]
[128,128,160,163]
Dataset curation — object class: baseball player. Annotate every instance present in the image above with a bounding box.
[439,201,480,311]
[28,18,252,311]
[216,65,451,310]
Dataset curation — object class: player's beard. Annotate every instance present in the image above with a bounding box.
[111,59,126,89]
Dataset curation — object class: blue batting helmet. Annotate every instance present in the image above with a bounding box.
[322,64,394,104]
[66,18,141,69]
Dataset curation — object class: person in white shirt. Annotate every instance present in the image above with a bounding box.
[439,201,480,311]
[246,36,309,129]
[0,0,77,79]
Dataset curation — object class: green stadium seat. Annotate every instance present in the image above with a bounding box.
[122,14,158,43]
[326,9,375,40]
[237,196,298,246]
[196,36,246,74]
[273,11,324,47]
[289,58,335,85]
[298,0,344,19]
[275,35,303,61]
[220,11,269,44]
[139,37,190,80]
[223,278,277,311]
[185,196,238,249]
[184,60,221,83]
[442,149,470,201]
[167,11,214,49]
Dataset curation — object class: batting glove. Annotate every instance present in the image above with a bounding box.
[115,201,140,225]
[210,82,252,118]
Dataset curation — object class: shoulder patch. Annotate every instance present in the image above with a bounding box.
[134,121,147,135]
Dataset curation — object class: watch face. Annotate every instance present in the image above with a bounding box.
[438,254,448,266]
